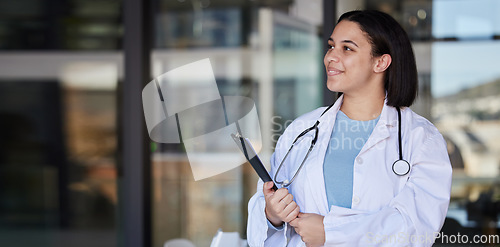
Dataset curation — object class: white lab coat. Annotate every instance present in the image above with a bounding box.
[247,95,452,247]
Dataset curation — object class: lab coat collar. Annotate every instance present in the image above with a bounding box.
[379,95,399,128]
[359,96,399,156]
[317,94,399,127]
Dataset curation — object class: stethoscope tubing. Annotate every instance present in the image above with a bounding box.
[274,105,411,188]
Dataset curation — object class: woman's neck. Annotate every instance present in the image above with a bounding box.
[340,92,385,121]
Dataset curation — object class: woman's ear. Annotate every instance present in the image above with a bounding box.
[373,54,392,73]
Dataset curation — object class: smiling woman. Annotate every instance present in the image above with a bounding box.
[247,10,452,247]
[324,20,389,114]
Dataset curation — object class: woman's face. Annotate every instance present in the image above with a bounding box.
[324,20,381,95]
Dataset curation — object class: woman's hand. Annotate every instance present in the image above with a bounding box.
[289,213,325,247]
[263,181,300,227]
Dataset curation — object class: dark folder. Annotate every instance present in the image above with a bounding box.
[231,133,278,191]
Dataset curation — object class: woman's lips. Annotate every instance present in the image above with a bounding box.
[326,67,343,76]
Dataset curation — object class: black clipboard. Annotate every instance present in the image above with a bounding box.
[231,133,278,191]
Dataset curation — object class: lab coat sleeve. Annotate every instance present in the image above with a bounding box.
[247,153,288,247]
[323,133,452,246]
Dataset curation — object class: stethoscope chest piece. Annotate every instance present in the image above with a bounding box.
[392,107,410,176]
[392,159,410,176]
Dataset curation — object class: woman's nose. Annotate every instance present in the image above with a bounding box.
[325,50,339,63]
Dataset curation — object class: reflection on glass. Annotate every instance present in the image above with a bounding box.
[432,41,500,177]
[0,7,121,246]
[272,14,322,139]
[152,6,250,247]
[152,2,324,247]
[155,8,242,48]
[431,15,500,245]
[0,71,118,246]
[368,0,500,243]
[432,42,500,98]
[433,0,500,39]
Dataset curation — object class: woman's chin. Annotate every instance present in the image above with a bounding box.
[326,81,342,93]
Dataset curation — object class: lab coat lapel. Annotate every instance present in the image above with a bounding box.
[358,101,398,156]
[304,96,343,215]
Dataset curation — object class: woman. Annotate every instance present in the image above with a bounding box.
[247,10,452,247]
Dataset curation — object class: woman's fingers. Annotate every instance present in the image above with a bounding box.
[262,181,275,197]
[280,193,294,205]
[283,203,300,223]
[263,185,300,224]
[268,188,289,206]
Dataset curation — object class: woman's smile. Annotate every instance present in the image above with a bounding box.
[326,66,343,76]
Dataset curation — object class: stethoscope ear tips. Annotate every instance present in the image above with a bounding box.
[392,159,410,176]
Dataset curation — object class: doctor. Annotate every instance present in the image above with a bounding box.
[247,10,452,247]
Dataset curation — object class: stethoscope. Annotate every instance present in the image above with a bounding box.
[274,105,411,187]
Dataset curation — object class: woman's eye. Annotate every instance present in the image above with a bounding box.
[328,45,334,49]
[344,46,352,51]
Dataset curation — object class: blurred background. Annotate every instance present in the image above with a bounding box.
[0,0,500,246]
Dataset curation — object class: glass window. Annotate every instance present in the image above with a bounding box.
[151,1,324,246]
[0,0,121,246]
[367,0,500,244]
[433,0,500,39]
